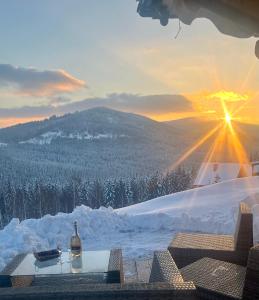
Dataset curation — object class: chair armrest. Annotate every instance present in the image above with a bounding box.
[107,249,124,284]
[149,251,184,284]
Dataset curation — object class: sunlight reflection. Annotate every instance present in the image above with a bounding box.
[167,124,221,173]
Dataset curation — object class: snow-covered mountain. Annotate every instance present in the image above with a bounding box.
[1,108,258,184]
[0,108,189,183]
[0,176,258,271]
[0,107,179,144]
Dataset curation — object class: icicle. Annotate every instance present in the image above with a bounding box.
[174,19,182,39]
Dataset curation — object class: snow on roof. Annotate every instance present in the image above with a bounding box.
[193,162,252,187]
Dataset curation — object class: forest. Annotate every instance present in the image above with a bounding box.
[0,167,192,228]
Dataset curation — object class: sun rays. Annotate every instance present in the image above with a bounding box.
[225,112,232,125]
[167,87,253,180]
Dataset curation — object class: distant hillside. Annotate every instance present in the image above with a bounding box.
[0,107,180,144]
[0,108,190,184]
[1,109,258,185]
[166,117,259,162]
[165,117,217,137]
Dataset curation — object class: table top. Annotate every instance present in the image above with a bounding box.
[11,250,110,277]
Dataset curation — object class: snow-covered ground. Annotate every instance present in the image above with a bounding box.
[0,176,259,271]
[19,131,126,145]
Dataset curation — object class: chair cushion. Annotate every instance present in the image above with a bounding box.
[171,233,235,251]
[181,257,246,300]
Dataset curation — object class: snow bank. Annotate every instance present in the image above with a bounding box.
[1,176,259,271]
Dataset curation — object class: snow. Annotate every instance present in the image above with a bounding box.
[193,162,252,186]
[19,131,126,145]
[1,176,259,272]
[20,131,63,145]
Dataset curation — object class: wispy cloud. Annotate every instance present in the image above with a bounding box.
[0,64,86,96]
[1,91,259,128]
[0,93,195,127]
[207,91,249,102]
[48,96,72,107]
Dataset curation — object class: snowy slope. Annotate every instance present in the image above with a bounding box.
[0,176,259,271]
[117,176,259,218]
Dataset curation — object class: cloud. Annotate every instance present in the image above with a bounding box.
[48,96,72,107]
[85,93,194,114]
[1,92,258,127]
[0,64,86,96]
[0,93,195,122]
[206,91,249,102]
[60,93,195,120]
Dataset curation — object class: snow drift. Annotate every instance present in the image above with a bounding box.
[0,176,259,271]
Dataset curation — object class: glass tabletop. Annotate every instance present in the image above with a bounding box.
[11,250,110,277]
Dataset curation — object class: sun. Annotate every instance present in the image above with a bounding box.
[225,112,232,124]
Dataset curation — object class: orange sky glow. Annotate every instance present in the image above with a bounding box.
[1,89,258,128]
[0,117,46,128]
[144,90,259,124]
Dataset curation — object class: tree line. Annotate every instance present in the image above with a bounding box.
[0,167,192,228]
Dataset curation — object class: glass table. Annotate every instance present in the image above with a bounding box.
[0,249,123,287]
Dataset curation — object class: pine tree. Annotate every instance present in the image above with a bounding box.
[89,179,104,209]
[104,180,116,207]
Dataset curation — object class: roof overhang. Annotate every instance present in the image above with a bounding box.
[137,0,259,58]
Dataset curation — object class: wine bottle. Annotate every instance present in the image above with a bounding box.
[70,221,82,256]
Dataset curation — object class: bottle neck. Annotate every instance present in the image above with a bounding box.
[74,222,78,236]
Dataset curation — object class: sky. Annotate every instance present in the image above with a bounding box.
[0,0,259,127]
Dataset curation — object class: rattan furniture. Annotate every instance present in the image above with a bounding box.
[0,249,124,288]
[242,244,259,300]
[168,202,253,268]
[149,250,195,287]
[0,282,198,300]
[0,250,198,300]
[180,245,259,300]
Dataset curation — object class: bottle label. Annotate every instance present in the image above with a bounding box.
[71,245,81,251]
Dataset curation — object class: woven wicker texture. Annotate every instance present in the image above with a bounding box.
[0,282,198,300]
[148,250,197,300]
[32,273,107,286]
[171,233,234,250]
[181,257,246,300]
[149,251,184,284]
[234,202,254,252]
[107,248,124,284]
[0,254,28,288]
[243,244,259,300]
[0,254,27,276]
[168,202,253,268]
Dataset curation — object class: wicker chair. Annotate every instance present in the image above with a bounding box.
[149,250,194,286]
[180,244,259,300]
[242,244,259,300]
[168,202,253,268]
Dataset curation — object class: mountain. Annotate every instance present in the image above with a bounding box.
[0,107,182,144]
[166,117,259,161]
[1,108,258,185]
[0,108,190,184]
[165,117,217,137]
